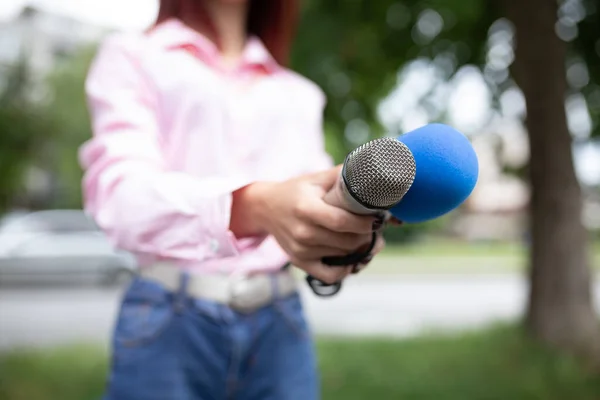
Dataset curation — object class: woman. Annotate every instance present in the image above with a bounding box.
[80,0,386,399]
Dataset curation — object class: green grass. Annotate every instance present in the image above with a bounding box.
[2,326,600,400]
[381,239,526,257]
[0,344,107,400]
[381,239,600,258]
[368,240,600,275]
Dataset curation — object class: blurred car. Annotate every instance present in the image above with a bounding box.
[0,210,29,228]
[0,209,137,286]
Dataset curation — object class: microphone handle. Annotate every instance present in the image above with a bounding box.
[323,172,374,214]
[305,172,380,298]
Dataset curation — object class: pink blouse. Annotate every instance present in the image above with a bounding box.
[79,19,333,275]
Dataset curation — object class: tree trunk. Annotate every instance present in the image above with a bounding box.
[502,0,600,356]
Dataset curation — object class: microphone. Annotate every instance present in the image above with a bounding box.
[390,124,479,223]
[323,137,416,213]
[307,123,479,297]
[306,137,417,297]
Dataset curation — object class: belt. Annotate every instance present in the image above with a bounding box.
[138,263,297,313]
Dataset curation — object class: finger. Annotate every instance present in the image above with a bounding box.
[312,205,378,234]
[301,227,372,252]
[308,165,343,190]
[352,234,385,274]
[294,245,349,260]
[301,261,349,285]
[329,265,355,279]
[351,259,370,275]
[372,213,386,231]
[371,233,386,256]
[352,232,385,255]
[342,265,354,279]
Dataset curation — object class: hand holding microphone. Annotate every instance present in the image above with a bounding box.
[231,123,479,297]
[231,166,383,286]
[236,138,416,297]
[307,137,417,295]
[309,123,480,296]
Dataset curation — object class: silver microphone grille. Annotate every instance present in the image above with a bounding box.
[344,137,416,209]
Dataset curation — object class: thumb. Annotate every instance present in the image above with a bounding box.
[309,164,343,190]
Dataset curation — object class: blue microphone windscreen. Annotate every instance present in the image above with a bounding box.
[390,124,479,224]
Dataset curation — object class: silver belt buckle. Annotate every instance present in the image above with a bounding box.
[229,274,270,314]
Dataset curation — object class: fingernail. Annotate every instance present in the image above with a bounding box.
[360,255,373,265]
[389,217,403,226]
[372,215,384,231]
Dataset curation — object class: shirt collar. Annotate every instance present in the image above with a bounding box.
[147,18,280,74]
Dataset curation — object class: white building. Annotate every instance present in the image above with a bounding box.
[0,5,111,88]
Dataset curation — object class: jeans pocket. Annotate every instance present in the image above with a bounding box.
[274,293,311,339]
[113,278,174,349]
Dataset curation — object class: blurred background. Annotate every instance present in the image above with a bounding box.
[1,0,600,399]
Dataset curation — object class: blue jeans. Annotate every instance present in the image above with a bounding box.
[103,274,320,400]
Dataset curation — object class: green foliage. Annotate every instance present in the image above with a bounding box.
[0,60,51,213]
[0,46,96,213]
[382,214,449,244]
[293,0,600,158]
[576,0,600,138]
[2,326,600,400]
[42,46,96,209]
[292,0,498,162]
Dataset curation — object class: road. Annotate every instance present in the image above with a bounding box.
[0,273,538,350]
[305,274,527,336]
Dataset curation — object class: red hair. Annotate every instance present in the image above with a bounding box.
[156,0,299,66]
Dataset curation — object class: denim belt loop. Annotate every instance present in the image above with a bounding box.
[174,271,190,313]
